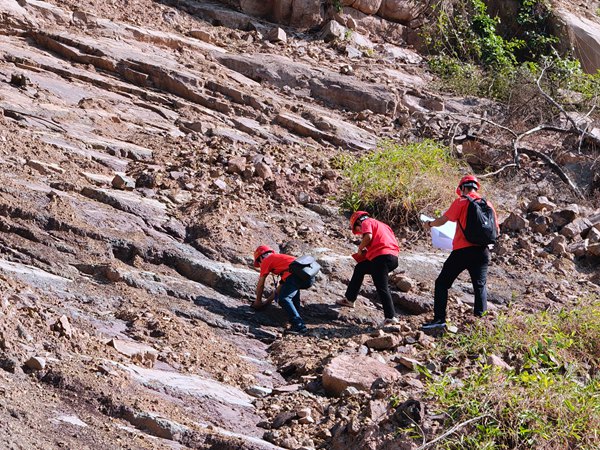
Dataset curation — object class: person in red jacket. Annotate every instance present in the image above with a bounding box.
[422,175,499,330]
[252,245,308,335]
[336,211,400,326]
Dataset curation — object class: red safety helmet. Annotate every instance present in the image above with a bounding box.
[349,211,369,230]
[456,175,480,196]
[253,245,274,267]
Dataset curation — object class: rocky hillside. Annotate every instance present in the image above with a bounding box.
[0,0,599,449]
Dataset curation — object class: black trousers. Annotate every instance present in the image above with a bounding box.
[434,246,490,321]
[345,254,399,319]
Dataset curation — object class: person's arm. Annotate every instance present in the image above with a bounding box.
[252,275,267,309]
[426,215,449,229]
[357,232,372,253]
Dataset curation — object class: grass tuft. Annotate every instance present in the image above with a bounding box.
[338,139,467,225]
[420,296,600,449]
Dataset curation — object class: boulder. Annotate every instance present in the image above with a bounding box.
[551,204,579,227]
[389,274,415,292]
[377,0,422,23]
[364,333,400,350]
[240,0,274,16]
[272,0,322,29]
[588,243,600,258]
[322,354,400,396]
[112,173,136,190]
[527,196,556,213]
[108,339,158,367]
[501,213,529,232]
[391,292,432,315]
[319,20,347,42]
[550,235,568,256]
[25,356,46,371]
[560,217,592,239]
[554,9,600,74]
[351,0,383,15]
[265,26,287,43]
[588,227,600,244]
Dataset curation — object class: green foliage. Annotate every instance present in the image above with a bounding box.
[331,0,342,12]
[424,0,600,103]
[516,0,558,60]
[339,140,466,224]
[421,297,600,448]
[424,0,522,71]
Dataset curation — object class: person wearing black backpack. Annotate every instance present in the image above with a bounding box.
[421,175,499,330]
[251,245,311,335]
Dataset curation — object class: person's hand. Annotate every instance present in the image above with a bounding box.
[250,300,265,310]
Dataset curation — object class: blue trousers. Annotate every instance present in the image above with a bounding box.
[434,246,490,321]
[278,274,304,328]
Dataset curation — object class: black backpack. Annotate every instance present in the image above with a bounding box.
[459,196,498,246]
[289,255,321,289]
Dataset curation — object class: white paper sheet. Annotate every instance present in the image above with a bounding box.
[420,214,455,251]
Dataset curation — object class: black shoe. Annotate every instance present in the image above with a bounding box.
[286,324,308,335]
[421,319,446,330]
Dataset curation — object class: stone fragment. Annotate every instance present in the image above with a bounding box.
[112,173,136,190]
[297,408,312,418]
[550,235,568,256]
[487,354,512,370]
[272,411,297,429]
[588,243,600,257]
[25,356,46,371]
[254,161,273,179]
[189,29,212,42]
[322,354,400,396]
[502,213,529,232]
[395,356,421,370]
[212,179,228,191]
[265,27,287,43]
[588,227,600,244]
[246,385,272,398]
[226,156,247,175]
[528,196,556,212]
[108,339,158,367]
[319,20,346,42]
[51,315,73,338]
[551,205,579,227]
[391,292,432,315]
[364,334,400,350]
[560,218,592,239]
[26,159,65,175]
[530,214,550,234]
[378,0,422,22]
[390,274,415,292]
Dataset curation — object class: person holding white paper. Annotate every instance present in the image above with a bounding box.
[421,175,499,330]
[336,211,400,326]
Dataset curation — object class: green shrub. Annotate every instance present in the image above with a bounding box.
[422,297,600,449]
[339,140,467,224]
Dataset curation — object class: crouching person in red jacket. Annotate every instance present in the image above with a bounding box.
[252,245,308,335]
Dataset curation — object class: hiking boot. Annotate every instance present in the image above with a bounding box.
[381,317,400,327]
[336,298,355,308]
[421,319,446,330]
[286,324,308,336]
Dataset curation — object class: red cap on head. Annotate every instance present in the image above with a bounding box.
[456,175,480,196]
[349,211,369,230]
[253,245,274,267]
